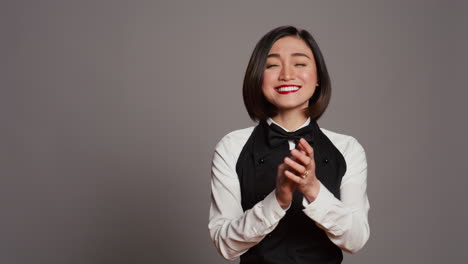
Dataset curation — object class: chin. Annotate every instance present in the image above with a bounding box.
[275,100,309,111]
[276,105,309,113]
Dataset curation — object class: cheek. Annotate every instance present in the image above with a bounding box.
[298,71,318,97]
[262,72,276,93]
[299,71,317,83]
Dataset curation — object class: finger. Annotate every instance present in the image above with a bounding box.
[290,149,312,168]
[284,157,306,175]
[284,170,304,184]
[278,163,286,170]
[297,140,306,153]
[297,144,307,155]
[297,141,309,155]
[299,138,314,157]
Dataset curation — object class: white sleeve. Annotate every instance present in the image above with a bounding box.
[302,137,370,253]
[208,134,287,260]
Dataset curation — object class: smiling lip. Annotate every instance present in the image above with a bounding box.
[275,85,301,94]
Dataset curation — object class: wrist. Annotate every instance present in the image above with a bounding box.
[304,180,320,203]
[275,189,291,209]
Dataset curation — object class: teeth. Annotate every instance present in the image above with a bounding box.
[277,86,300,92]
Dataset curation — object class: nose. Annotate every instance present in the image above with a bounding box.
[279,64,295,81]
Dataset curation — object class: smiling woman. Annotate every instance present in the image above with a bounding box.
[262,36,318,115]
[242,27,332,125]
[208,26,369,264]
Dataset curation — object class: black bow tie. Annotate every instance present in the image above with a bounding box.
[267,122,314,149]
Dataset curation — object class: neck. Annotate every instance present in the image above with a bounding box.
[271,109,308,131]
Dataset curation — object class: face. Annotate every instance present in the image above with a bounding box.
[262,36,318,114]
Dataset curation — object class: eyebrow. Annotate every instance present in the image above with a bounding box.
[267,53,311,59]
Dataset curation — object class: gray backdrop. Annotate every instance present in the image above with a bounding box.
[2,0,467,263]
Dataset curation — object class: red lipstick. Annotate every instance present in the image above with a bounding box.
[275,85,301,94]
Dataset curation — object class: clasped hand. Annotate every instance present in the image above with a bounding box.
[275,138,320,209]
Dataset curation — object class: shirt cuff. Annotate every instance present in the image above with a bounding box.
[262,190,287,226]
[302,181,337,222]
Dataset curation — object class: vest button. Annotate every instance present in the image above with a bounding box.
[323,158,329,164]
[258,158,264,164]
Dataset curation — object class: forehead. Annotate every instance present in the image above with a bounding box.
[268,36,313,57]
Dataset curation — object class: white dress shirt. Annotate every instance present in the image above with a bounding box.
[208,118,370,260]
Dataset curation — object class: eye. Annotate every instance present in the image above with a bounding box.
[295,63,307,67]
[266,64,278,69]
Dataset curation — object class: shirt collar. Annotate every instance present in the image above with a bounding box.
[266,117,311,132]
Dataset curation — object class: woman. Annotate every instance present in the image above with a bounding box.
[208,26,369,264]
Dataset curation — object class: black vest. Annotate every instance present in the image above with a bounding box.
[236,120,347,264]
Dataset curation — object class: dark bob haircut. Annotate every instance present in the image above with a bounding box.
[242,26,331,121]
